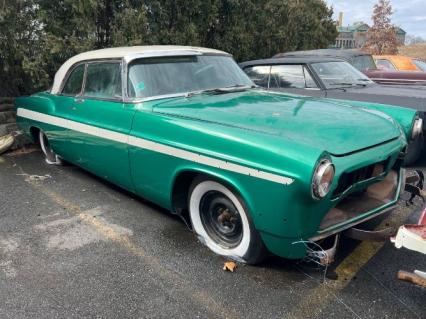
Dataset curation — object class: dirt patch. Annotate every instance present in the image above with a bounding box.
[0,237,19,279]
[6,144,38,156]
[34,207,133,251]
[16,173,52,182]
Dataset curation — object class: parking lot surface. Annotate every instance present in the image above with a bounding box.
[0,148,425,319]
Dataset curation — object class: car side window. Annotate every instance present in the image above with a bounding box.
[243,66,271,87]
[270,65,317,89]
[376,59,396,70]
[84,62,122,99]
[413,59,426,71]
[62,64,85,96]
[303,67,318,88]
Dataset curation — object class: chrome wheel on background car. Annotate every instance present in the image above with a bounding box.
[39,130,62,165]
[189,178,266,264]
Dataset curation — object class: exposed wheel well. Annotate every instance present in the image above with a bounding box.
[171,171,243,214]
[171,171,200,213]
[420,111,426,133]
[29,127,40,144]
[175,171,267,263]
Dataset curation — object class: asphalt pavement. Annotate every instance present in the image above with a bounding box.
[0,147,425,319]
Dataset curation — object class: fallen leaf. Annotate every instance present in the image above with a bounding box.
[223,261,237,272]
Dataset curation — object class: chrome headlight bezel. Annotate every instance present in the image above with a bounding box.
[411,118,423,140]
[311,159,335,200]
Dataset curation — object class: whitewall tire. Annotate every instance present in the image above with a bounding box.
[39,130,63,165]
[189,178,266,264]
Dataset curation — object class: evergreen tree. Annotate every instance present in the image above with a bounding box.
[0,0,46,96]
[1,0,339,96]
[257,0,337,59]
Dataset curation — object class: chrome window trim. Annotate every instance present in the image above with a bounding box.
[59,62,86,97]
[123,51,210,100]
[123,52,235,101]
[82,59,123,102]
[59,59,124,102]
[59,52,234,102]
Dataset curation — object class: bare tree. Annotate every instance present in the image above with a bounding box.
[362,0,399,54]
[405,34,426,45]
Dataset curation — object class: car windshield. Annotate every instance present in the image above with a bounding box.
[352,55,377,71]
[128,55,254,98]
[311,61,374,89]
[413,59,426,71]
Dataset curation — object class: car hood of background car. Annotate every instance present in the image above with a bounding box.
[344,83,426,98]
[338,84,426,111]
[151,90,402,156]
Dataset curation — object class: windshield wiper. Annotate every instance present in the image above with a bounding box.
[187,84,255,97]
[328,82,355,87]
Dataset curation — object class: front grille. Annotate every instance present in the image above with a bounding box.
[332,159,388,197]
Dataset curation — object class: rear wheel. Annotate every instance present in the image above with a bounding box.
[39,130,62,165]
[188,178,266,264]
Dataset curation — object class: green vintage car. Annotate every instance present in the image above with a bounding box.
[16,46,422,264]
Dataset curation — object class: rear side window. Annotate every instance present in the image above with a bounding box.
[270,65,317,88]
[62,64,85,96]
[413,59,426,71]
[376,59,396,70]
[352,55,377,71]
[243,66,271,87]
[84,62,122,99]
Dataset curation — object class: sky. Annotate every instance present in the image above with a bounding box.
[325,0,426,38]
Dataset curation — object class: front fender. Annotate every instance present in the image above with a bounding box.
[334,99,417,141]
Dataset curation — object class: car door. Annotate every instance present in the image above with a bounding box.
[72,60,136,190]
[269,64,325,98]
[50,63,86,162]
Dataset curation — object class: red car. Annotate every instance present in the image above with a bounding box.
[364,68,426,86]
[277,49,426,86]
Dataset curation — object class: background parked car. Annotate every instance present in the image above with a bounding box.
[411,59,426,72]
[240,56,426,164]
[374,55,419,71]
[374,55,426,72]
[276,49,426,86]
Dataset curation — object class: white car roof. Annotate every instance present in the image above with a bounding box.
[51,45,229,94]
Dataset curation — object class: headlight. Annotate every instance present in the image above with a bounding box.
[411,118,423,140]
[312,159,335,199]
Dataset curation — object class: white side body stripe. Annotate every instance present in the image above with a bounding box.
[17,108,294,185]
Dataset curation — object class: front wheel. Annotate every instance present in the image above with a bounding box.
[188,178,266,264]
[403,135,423,167]
[39,130,63,165]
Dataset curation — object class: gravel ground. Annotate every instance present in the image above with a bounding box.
[0,148,425,319]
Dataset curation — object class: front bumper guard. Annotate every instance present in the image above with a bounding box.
[309,170,424,266]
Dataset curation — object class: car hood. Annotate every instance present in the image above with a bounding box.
[151,90,401,156]
[344,83,426,98]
